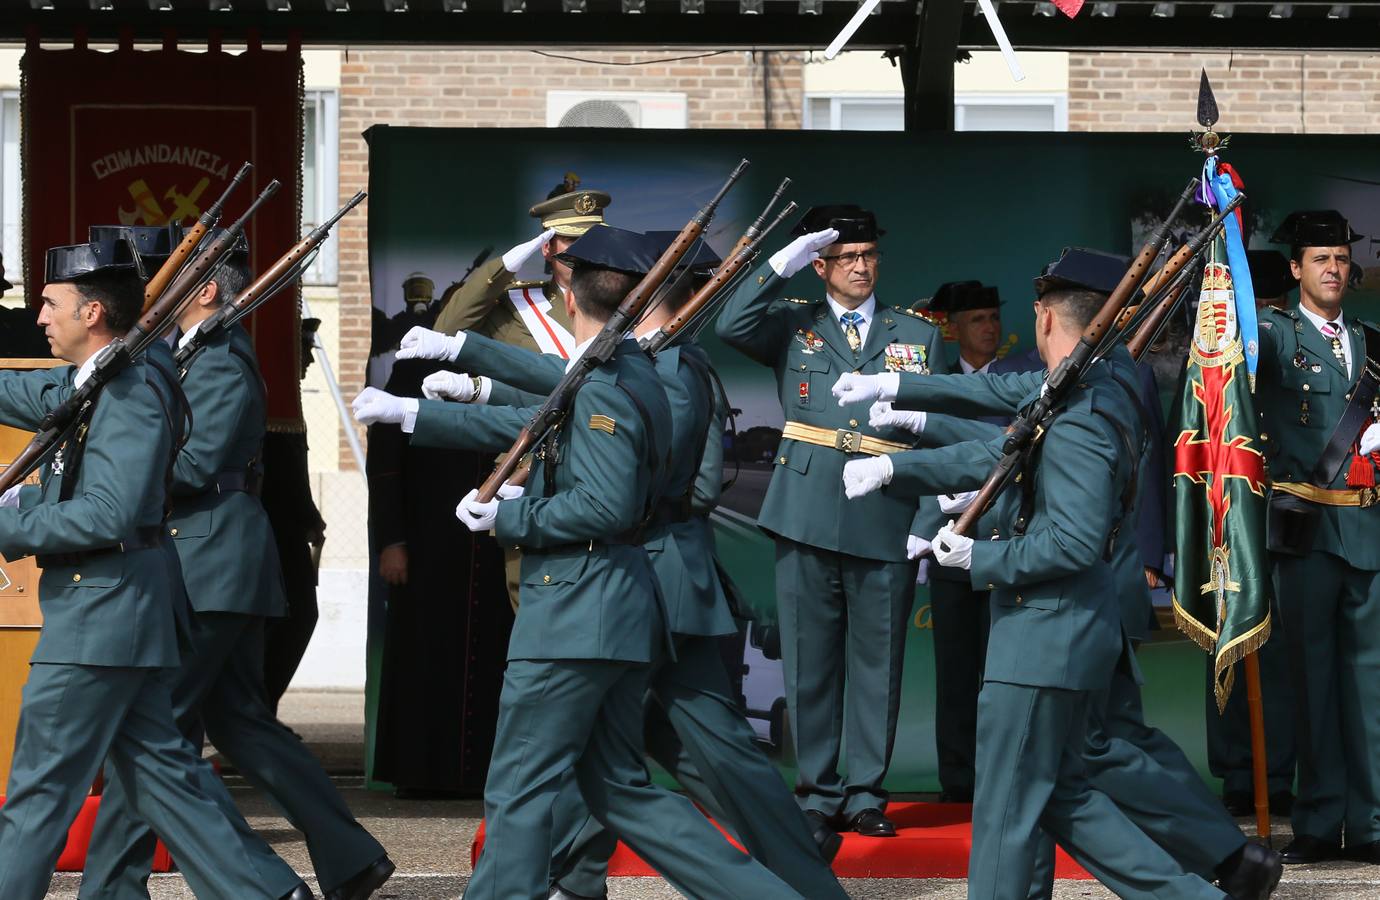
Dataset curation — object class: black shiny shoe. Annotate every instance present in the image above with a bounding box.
[1217,843,1283,900]
[1279,835,1341,865]
[847,808,896,838]
[280,884,315,900]
[804,809,843,861]
[325,856,396,900]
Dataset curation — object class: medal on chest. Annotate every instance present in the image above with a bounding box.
[794,328,824,355]
[884,342,929,374]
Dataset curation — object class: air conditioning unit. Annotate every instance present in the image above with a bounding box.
[546,90,689,129]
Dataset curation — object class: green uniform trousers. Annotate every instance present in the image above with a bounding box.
[467,658,802,900]
[82,612,383,898]
[1275,550,1380,844]
[1205,595,1295,796]
[970,682,1226,900]
[1027,665,1246,897]
[0,663,279,900]
[774,538,915,819]
[928,578,988,799]
[550,635,846,900]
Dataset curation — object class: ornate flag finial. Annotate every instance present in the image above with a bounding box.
[1191,69,1230,154]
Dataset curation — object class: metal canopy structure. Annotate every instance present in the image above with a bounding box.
[6,0,1377,131]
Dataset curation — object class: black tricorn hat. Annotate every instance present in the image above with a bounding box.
[1247,249,1295,299]
[556,225,659,276]
[1033,247,1129,297]
[646,230,722,275]
[45,239,138,283]
[790,204,883,244]
[1269,210,1363,247]
[89,224,180,259]
[927,280,1001,314]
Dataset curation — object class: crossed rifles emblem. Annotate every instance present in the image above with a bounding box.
[117,176,211,226]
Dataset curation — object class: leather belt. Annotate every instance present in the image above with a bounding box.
[37,525,164,568]
[214,471,249,493]
[1272,481,1380,509]
[781,421,910,456]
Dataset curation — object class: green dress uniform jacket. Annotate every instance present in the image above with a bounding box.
[0,359,286,900]
[1256,305,1380,847]
[81,332,384,900]
[412,342,803,900]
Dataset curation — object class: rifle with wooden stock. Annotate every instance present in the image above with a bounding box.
[175,191,367,371]
[0,170,278,495]
[475,159,750,502]
[948,188,1245,539]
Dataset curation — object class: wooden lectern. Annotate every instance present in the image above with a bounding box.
[0,358,67,788]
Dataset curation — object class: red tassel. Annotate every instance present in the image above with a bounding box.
[1348,446,1376,489]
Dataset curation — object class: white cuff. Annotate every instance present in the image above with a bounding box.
[474,376,492,405]
[400,398,421,434]
[880,453,894,485]
[879,372,900,402]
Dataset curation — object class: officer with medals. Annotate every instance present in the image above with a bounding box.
[714,205,946,840]
[432,180,611,611]
[833,268,1235,900]
[374,227,848,898]
[352,228,803,900]
[919,279,1003,804]
[1257,210,1380,864]
[0,237,292,900]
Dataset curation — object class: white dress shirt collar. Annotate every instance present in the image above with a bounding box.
[826,294,876,327]
[1298,303,1352,376]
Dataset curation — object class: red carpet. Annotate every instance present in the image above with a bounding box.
[0,795,173,872]
[471,801,1092,879]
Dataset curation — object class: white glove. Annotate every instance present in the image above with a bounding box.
[869,401,927,435]
[396,326,466,363]
[932,520,974,571]
[906,534,931,561]
[351,387,418,426]
[916,559,931,585]
[767,228,839,279]
[939,490,978,515]
[455,483,524,532]
[842,455,893,499]
[0,484,22,509]
[422,371,488,403]
[502,228,557,273]
[832,372,899,407]
[1361,422,1380,457]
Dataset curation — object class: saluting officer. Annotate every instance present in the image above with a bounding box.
[1257,210,1380,865]
[0,237,285,900]
[714,205,946,840]
[352,228,804,900]
[80,231,394,900]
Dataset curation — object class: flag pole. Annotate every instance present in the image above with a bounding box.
[1244,651,1270,840]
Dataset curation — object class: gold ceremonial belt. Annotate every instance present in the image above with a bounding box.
[781,421,910,456]
[1273,481,1380,509]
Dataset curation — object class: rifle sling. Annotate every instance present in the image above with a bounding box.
[1309,323,1380,488]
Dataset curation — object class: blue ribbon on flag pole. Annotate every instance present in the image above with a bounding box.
[1202,155,1259,380]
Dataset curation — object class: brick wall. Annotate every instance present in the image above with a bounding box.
[1069,51,1380,133]
[334,48,804,465]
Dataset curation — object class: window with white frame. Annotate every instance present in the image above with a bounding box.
[0,91,19,287]
[803,91,1068,132]
[302,89,339,285]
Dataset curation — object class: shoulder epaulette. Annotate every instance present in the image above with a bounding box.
[508,279,548,291]
[781,296,821,305]
[894,306,933,320]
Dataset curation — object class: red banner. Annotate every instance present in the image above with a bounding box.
[22,43,305,429]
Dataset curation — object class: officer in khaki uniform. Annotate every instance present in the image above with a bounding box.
[387,228,847,899]
[715,205,946,839]
[834,281,1230,900]
[1255,210,1380,864]
[352,229,803,900]
[432,180,610,609]
[0,237,287,900]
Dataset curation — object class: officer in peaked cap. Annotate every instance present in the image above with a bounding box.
[431,175,612,611]
[715,203,946,842]
[1258,209,1380,865]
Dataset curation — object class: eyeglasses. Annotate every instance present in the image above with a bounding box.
[819,249,882,267]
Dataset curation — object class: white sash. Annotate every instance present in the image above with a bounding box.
[506,286,575,359]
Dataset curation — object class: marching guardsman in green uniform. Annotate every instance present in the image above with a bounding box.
[714,205,945,840]
[352,229,803,900]
[835,247,1283,899]
[1256,210,1380,865]
[833,280,1231,900]
[382,227,847,899]
[432,177,611,610]
[0,237,290,900]
[81,231,394,900]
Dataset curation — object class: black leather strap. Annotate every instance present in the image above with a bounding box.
[37,525,163,568]
[1310,323,1380,487]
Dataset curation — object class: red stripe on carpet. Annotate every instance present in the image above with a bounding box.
[0,795,173,872]
[472,801,1092,879]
